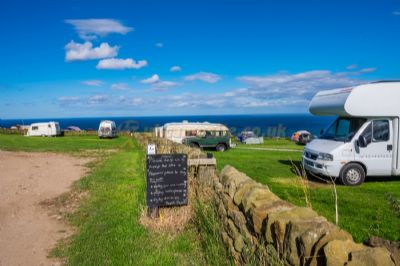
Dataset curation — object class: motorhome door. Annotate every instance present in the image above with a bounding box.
[355,119,393,176]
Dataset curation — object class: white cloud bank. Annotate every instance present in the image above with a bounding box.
[58,70,370,113]
[65,41,118,61]
[65,19,133,40]
[151,70,367,110]
[236,70,363,101]
[96,58,148,70]
[184,72,221,83]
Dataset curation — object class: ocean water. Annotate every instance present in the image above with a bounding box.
[0,114,336,137]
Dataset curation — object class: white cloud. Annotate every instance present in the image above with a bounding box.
[81,80,103,86]
[88,94,108,104]
[96,58,148,70]
[141,74,160,84]
[58,96,80,105]
[393,11,400,15]
[130,97,144,106]
[170,66,182,72]
[359,67,377,73]
[111,83,133,90]
[346,64,358,70]
[155,42,163,48]
[65,19,133,40]
[65,41,118,61]
[184,72,221,83]
[236,70,364,104]
[119,96,144,106]
[141,74,177,91]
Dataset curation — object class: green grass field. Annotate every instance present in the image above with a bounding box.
[0,133,228,265]
[2,133,399,260]
[0,133,128,152]
[214,138,400,242]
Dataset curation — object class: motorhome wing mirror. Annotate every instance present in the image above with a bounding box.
[358,135,368,148]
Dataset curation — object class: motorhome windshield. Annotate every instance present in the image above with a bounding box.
[320,117,366,142]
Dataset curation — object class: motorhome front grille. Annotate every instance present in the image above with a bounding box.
[305,151,318,160]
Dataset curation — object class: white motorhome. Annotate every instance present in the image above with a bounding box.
[155,121,229,144]
[304,81,400,185]
[98,120,117,138]
[27,122,61,137]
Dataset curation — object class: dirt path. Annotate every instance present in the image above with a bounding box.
[0,151,89,266]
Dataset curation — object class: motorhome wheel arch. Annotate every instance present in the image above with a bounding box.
[304,81,400,185]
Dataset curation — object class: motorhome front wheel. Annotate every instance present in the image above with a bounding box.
[339,163,366,186]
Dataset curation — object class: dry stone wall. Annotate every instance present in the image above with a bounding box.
[135,134,396,266]
[213,166,395,265]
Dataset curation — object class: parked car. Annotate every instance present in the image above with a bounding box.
[304,81,400,185]
[238,131,264,144]
[27,122,61,137]
[291,130,314,145]
[182,129,232,152]
[98,120,117,138]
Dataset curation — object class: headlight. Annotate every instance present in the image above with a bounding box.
[317,153,333,161]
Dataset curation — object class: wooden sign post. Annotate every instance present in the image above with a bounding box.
[146,153,188,218]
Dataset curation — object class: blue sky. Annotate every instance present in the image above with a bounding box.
[1,0,399,119]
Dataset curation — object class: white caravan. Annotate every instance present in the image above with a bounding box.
[27,122,61,137]
[155,121,229,143]
[304,81,400,185]
[98,120,117,138]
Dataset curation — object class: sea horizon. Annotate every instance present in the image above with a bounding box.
[0,113,335,137]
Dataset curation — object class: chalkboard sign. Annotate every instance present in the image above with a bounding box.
[146,154,188,207]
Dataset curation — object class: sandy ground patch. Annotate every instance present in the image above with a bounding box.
[0,151,89,266]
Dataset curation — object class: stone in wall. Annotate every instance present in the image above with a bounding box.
[249,200,294,235]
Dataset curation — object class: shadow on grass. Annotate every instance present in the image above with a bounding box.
[279,160,400,185]
[365,176,400,183]
[278,159,334,185]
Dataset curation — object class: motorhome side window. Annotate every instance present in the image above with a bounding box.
[360,120,389,143]
[372,120,389,142]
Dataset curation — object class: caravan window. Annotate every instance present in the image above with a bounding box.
[185,130,197,136]
[32,126,38,130]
